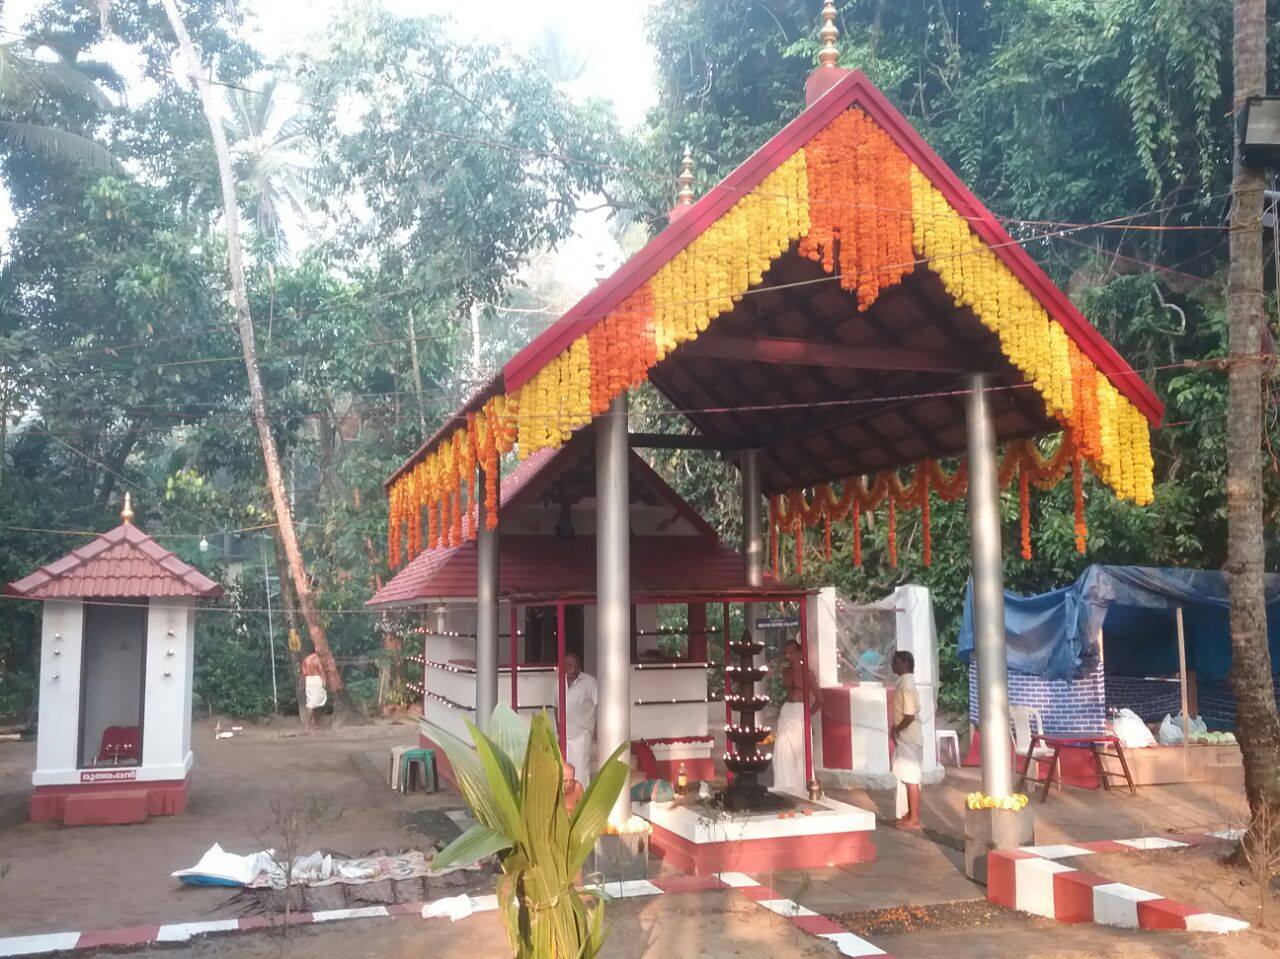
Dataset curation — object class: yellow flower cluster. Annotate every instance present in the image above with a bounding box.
[965,792,1029,812]
[652,151,809,360]
[909,167,1153,504]
[513,334,593,457]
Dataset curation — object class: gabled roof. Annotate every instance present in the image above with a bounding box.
[370,431,763,606]
[5,523,223,600]
[389,68,1161,492]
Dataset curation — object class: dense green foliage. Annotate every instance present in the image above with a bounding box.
[1,0,1276,719]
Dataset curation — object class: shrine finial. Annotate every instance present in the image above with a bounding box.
[669,146,697,223]
[121,492,134,525]
[806,1,851,106]
[817,1,840,69]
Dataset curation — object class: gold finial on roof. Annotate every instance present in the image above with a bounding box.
[121,492,134,525]
[818,1,840,69]
[676,146,695,206]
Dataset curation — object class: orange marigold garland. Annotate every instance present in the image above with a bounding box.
[852,499,862,567]
[1018,466,1032,561]
[823,512,832,561]
[887,498,897,568]
[1073,450,1088,554]
[920,471,932,568]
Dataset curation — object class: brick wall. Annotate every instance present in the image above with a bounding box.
[1104,675,1182,724]
[968,661,1106,735]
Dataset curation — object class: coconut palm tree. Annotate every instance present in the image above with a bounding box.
[0,39,119,170]
[223,76,314,249]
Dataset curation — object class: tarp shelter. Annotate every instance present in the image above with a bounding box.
[958,564,1280,683]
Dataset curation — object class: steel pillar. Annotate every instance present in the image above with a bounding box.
[597,394,631,820]
[965,374,1013,798]
[475,470,498,731]
[742,449,763,635]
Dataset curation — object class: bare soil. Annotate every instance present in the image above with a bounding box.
[0,717,462,937]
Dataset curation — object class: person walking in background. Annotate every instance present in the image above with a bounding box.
[563,652,597,786]
[302,650,327,732]
[891,650,924,829]
[774,638,819,793]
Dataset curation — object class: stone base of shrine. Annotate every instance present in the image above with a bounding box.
[638,791,877,876]
[30,779,187,826]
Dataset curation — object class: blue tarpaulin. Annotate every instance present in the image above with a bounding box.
[958,565,1280,680]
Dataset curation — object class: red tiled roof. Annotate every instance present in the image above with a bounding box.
[5,523,224,600]
[369,436,767,607]
[367,534,774,607]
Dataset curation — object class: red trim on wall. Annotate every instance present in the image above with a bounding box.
[30,779,187,824]
[820,686,853,770]
[648,819,875,877]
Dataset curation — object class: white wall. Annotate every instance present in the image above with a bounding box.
[80,602,146,768]
[141,597,195,779]
[33,601,84,786]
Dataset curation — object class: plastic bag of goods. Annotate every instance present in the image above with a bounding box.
[1158,714,1183,746]
[1111,709,1157,748]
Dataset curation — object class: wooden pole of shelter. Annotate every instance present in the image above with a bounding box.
[1176,607,1191,777]
[557,601,567,754]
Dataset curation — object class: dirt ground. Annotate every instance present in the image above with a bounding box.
[0,712,1263,957]
[0,717,460,937]
[69,892,843,959]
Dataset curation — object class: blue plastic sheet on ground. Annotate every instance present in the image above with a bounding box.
[958,565,1280,680]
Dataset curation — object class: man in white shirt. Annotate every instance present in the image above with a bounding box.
[563,652,598,786]
[891,650,924,830]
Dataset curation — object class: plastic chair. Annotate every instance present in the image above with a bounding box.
[399,747,439,794]
[935,728,961,766]
[1011,705,1059,789]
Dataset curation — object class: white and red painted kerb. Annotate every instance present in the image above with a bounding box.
[987,834,1249,934]
[0,872,891,959]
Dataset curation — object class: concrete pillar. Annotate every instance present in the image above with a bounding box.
[965,373,1013,798]
[597,394,631,819]
[475,470,498,731]
[741,449,763,587]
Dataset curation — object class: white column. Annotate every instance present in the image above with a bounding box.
[597,394,631,819]
[741,449,763,586]
[33,601,84,786]
[475,469,499,731]
[966,373,1013,798]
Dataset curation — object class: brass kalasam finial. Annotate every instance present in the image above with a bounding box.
[121,492,134,524]
[818,1,840,69]
[676,146,695,207]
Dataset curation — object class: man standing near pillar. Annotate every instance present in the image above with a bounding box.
[891,651,925,830]
[774,639,818,793]
[563,652,598,786]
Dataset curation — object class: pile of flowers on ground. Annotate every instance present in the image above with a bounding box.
[965,791,1029,812]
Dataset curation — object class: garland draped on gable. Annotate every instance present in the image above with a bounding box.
[385,106,1155,571]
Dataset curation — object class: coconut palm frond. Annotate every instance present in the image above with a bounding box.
[0,119,122,171]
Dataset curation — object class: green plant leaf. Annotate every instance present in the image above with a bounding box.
[567,744,629,875]
[486,702,531,770]
[431,823,512,870]
[465,717,527,846]
[423,719,510,833]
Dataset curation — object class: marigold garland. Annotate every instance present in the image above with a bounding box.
[385,103,1155,570]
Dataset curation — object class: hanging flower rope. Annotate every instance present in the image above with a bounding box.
[385,104,1153,569]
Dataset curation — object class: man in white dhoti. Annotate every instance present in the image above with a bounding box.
[563,652,598,787]
[302,651,327,732]
[891,650,924,829]
[773,638,819,793]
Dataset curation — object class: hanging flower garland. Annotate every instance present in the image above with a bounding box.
[385,103,1154,570]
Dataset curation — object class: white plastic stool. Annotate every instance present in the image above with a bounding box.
[935,728,961,767]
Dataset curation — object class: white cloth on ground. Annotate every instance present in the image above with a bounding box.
[305,675,327,709]
[773,700,807,793]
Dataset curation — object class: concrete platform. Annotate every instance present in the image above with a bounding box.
[639,790,877,876]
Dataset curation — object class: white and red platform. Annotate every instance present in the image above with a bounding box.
[639,791,876,876]
[31,775,187,826]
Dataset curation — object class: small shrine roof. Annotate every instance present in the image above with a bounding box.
[5,522,223,600]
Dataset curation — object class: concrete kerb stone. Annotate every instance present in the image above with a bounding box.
[987,831,1250,934]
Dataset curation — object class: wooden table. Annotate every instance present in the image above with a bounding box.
[1017,733,1137,802]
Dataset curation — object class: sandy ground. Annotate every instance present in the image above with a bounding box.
[0,717,458,937]
[0,710,1262,957]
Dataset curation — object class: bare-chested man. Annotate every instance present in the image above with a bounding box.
[774,638,820,793]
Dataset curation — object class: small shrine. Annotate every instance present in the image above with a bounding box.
[5,496,223,826]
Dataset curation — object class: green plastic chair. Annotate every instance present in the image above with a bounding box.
[400,747,439,794]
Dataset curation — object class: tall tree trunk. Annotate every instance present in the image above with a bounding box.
[272,530,306,722]
[406,310,428,436]
[1226,0,1280,856]
[157,0,347,707]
